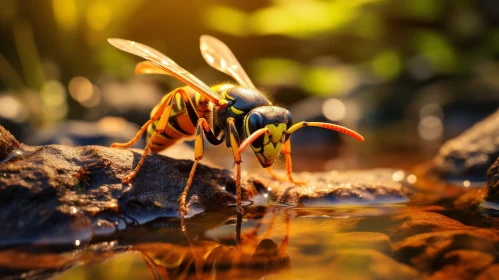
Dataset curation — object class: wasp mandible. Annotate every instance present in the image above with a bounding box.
[107,36,364,215]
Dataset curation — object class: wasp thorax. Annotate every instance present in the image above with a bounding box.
[245,106,293,168]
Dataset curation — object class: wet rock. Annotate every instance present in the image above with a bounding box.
[354,211,470,242]
[486,157,499,203]
[427,250,495,280]
[0,125,237,247]
[26,117,145,148]
[388,212,470,242]
[267,169,410,206]
[429,109,499,182]
[476,265,499,280]
[393,229,499,272]
[453,187,488,209]
[326,249,421,280]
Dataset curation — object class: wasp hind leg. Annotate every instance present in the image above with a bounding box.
[111,119,155,149]
[111,92,173,149]
[120,89,184,183]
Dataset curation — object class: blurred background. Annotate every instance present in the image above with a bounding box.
[1,0,499,171]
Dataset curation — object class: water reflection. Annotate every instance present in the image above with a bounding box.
[3,200,496,279]
[52,207,292,280]
[139,209,291,280]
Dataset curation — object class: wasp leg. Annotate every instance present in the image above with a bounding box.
[178,118,222,216]
[121,88,186,183]
[111,93,172,149]
[111,119,155,148]
[282,139,305,185]
[265,166,287,182]
[227,118,244,214]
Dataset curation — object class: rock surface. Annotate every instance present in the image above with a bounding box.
[486,157,499,203]
[476,265,499,280]
[429,109,499,182]
[393,229,499,272]
[0,125,238,247]
[426,250,495,280]
[0,125,20,163]
[355,211,471,242]
[266,169,410,206]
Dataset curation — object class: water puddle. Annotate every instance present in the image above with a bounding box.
[1,190,496,280]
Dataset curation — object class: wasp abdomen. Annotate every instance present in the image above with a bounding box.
[147,86,214,153]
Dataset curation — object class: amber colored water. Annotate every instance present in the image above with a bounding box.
[1,146,497,280]
[3,190,496,279]
[43,206,415,279]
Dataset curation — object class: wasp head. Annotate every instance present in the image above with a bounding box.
[244,106,293,168]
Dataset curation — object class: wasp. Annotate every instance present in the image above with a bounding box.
[107,36,364,215]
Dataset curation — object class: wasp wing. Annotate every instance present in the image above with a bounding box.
[107,38,222,106]
[135,61,171,75]
[200,35,256,89]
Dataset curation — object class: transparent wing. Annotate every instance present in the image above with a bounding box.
[107,38,222,106]
[200,35,256,88]
[135,61,171,75]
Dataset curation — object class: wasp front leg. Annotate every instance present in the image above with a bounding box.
[282,138,305,185]
[265,166,287,182]
[227,118,244,214]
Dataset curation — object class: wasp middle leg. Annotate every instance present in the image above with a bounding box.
[178,118,223,216]
[227,118,244,214]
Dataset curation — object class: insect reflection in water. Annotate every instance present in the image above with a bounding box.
[136,208,291,280]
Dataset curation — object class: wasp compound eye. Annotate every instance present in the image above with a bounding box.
[247,112,264,148]
[248,112,264,133]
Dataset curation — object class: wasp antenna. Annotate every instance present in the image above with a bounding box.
[286,122,364,142]
[239,128,271,154]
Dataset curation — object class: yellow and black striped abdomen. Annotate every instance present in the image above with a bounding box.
[147,86,216,153]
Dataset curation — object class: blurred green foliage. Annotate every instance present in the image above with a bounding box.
[0,0,497,128]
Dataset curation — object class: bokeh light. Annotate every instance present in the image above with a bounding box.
[322,98,346,121]
[418,115,443,141]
